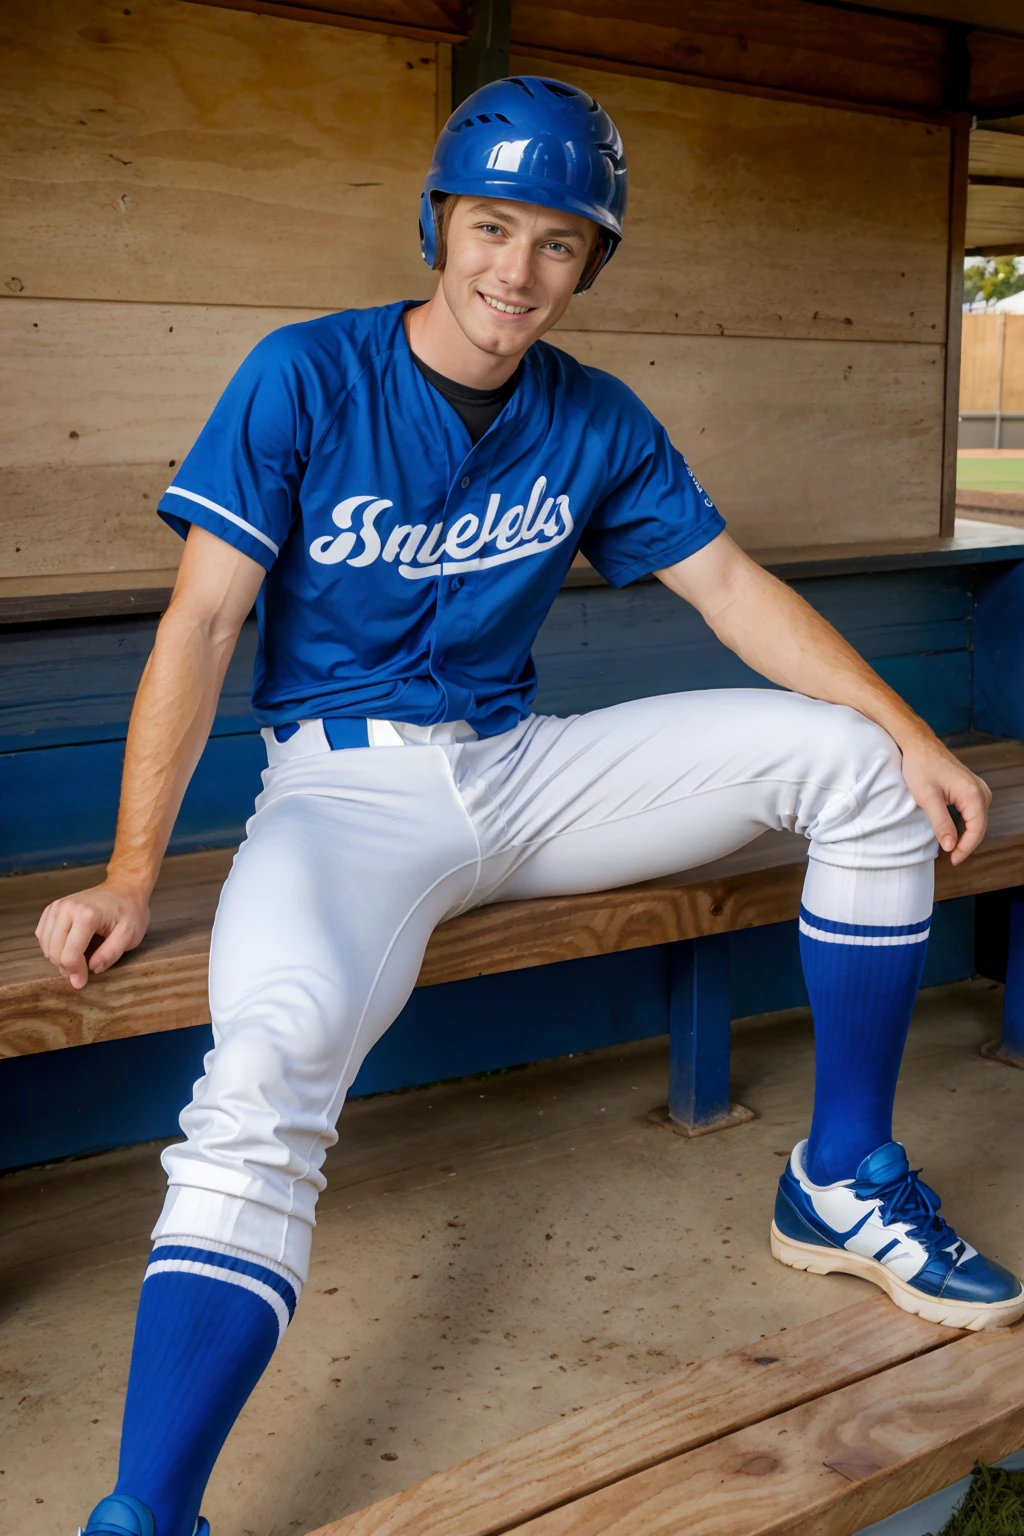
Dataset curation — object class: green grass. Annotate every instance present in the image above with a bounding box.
[956,458,1024,493]
[928,1464,1024,1535]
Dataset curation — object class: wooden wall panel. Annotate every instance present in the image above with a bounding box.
[0,297,326,576]
[555,332,945,546]
[959,312,1004,413]
[0,0,438,308]
[0,298,327,469]
[0,4,955,332]
[527,59,952,345]
[1,0,957,574]
[2,302,945,574]
[2,465,185,578]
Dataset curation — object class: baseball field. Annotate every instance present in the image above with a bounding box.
[957,453,1024,492]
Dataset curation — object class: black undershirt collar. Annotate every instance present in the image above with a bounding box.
[412,350,523,446]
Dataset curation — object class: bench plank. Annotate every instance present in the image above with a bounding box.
[306,1298,959,1536]
[498,1322,1024,1536]
[4,832,1022,1058]
[3,743,1023,1058]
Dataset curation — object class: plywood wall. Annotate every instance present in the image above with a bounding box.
[0,0,954,581]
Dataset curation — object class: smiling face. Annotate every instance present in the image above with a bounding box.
[438,196,599,362]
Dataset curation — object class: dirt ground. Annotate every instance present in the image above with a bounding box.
[2,979,1023,1535]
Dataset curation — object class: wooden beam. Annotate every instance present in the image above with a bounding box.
[966,184,1024,250]
[942,114,972,536]
[0,572,178,626]
[968,29,1024,118]
[7,522,1024,624]
[184,0,469,44]
[306,1299,959,1536]
[451,0,510,109]
[510,0,950,121]
[969,128,1024,180]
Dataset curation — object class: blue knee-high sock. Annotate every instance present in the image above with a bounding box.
[800,861,932,1186]
[109,1241,301,1536]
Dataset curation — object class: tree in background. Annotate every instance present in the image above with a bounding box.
[964,255,1024,306]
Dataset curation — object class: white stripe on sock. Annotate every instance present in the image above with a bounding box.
[799,917,930,947]
[152,1235,302,1297]
[146,1257,291,1341]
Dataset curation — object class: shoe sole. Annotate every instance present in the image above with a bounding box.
[770,1222,1024,1331]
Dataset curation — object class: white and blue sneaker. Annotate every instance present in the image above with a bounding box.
[771,1139,1024,1331]
[79,1494,210,1536]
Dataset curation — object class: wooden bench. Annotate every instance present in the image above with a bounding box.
[3,740,1023,1134]
[301,1297,1024,1536]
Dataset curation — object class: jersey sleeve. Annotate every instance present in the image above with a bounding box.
[157,328,314,570]
[578,383,726,588]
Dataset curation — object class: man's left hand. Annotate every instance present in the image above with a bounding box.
[898,736,992,866]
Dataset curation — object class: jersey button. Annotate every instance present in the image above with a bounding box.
[461,475,470,488]
[450,575,464,592]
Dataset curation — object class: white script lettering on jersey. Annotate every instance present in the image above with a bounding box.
[308,477,574,580]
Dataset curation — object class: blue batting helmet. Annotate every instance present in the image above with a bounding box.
[419,75,628,292]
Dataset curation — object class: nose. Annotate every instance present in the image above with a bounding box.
[492,235,535,294]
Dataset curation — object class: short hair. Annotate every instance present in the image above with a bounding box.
[430,192,605,294]
[430,192,456,271]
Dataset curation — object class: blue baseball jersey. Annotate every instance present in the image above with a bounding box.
[158,301,725,736]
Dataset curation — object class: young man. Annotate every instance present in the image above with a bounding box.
[39,77,1021,1536]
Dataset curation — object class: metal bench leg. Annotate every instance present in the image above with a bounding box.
[648,934,755,1137]
[982,890,1024,1069]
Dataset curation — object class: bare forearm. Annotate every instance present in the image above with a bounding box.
[36,529,263,987]
[708,570,932,749]
[659,538,932,749]
[107,608,235,898]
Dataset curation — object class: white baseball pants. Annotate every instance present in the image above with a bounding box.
[154,689,937,1280]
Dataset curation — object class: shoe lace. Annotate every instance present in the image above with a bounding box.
[851,1167,959,1254]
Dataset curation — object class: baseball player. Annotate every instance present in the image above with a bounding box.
[37,76,1021,1536]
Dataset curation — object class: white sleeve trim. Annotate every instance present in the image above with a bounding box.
[164,485,280,556]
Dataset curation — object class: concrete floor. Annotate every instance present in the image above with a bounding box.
[2,979,1023,1536]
